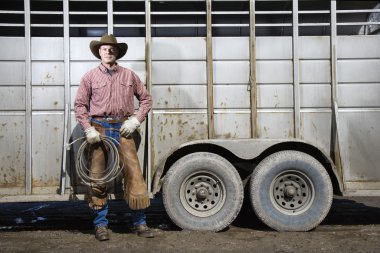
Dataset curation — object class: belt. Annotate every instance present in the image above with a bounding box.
[91,116,129,123]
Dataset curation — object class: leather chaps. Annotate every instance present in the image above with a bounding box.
[87,122,150,210]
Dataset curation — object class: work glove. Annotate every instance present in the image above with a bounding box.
[85,126,101,144]
[120,117,140,137]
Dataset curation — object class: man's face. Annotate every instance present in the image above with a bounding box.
[99,45,118,65]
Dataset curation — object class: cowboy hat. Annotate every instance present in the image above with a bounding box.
[89,34,128,60]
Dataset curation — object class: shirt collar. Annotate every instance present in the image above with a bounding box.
[98,63,119,73]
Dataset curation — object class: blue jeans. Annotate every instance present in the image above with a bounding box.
[93,204,147,228]
[90,119,147,228]
[91,119,122,147]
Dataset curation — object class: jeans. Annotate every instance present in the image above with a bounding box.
[91,119,122,147]
[93,204,147,228]
[90,119,147,228]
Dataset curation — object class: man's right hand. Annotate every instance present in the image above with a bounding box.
[85,126,101,144]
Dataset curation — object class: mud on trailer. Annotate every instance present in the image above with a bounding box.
[1,0,380,232]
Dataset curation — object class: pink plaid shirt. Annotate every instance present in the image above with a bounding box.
[74,64,152,130]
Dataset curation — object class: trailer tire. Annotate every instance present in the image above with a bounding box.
[162,152,244,231]
[250,150,333,231]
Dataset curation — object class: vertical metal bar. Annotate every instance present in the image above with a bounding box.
[292,0,300,139]
[145,0,153,194]
[331,1,338,102]
[107,0,113,34]
[206,0,214,139]
[24,0,32,195]
[61,104,69,195]
[61,0,71,195]
[249,0,258,138]
[330,0,345,191]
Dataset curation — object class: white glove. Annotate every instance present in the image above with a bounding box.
[120,117,140,137]
[85,126,101,144]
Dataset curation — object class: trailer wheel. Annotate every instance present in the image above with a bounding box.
[250,150,333,231]
[162,152,244,231]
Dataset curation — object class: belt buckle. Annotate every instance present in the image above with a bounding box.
[106,116,121,122]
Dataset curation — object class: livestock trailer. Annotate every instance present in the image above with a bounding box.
[0,0,380,232]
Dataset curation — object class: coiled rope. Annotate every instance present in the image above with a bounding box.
[69,136,123,187]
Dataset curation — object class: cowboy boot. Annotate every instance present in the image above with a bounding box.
[133,224,154,238]
[95,225,110,241]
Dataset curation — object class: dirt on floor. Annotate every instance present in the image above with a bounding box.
[0,195,380,253]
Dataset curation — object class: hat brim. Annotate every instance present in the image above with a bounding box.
[90,41,128,60]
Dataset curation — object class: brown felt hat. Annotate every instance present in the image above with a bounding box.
[90,34,128,60]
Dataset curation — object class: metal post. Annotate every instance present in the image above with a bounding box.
[107,0,113,34]
[330,0,345,190]
[331,1,338,102]
[206,0,214,139]
[24,0,32,195]
[61,0,71,195]
[249,0,258,138]
[292,0,300,139]
[145,0,153,193]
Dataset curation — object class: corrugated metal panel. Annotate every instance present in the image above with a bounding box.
[213,61,249,84]
[0,115,26,194]
[31,37,64,61]
[256,37,292,60]
[214,113,251,138]
[300,60,331,83]
[299,36,330,59]
[32,62,65,85]
[300,111,332,154]
[214,85,250,109]
[70,87,78,110]
[339,111,380,182]
[256,61,293,84]
[32,87,65,110]
[0,62,26,85]
[118,61,147,82]
[213,37,249,60]
[338,36,380,59]
[70,37,145,61]
[257,85,293,108]
[32,113,64,194]
[152,112,208,166]
[153,85,207,109]
[152,61,206,84]
[338,60,380,83]
[0,87,26,110]
[258,111,294,138]
[0,37,25,61]
[300,84,331,108]
[152,37,205,60]
[338,83,380,107]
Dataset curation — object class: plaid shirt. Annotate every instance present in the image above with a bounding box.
[74,64,152,130]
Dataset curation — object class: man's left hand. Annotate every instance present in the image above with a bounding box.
[120,117,140,137]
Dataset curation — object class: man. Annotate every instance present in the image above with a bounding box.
[74,34,154,241]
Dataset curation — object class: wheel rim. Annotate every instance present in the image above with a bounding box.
[180,170,226,217]
[269,170,314,215]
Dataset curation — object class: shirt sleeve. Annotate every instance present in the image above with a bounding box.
[132,72,153,123]
[74,74,92,130]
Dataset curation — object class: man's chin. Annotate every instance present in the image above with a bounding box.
[103,59,116,64]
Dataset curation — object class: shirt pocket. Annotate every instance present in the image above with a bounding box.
[91,82,108,102]
[120,82,134,101]
[93,81,107,90]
